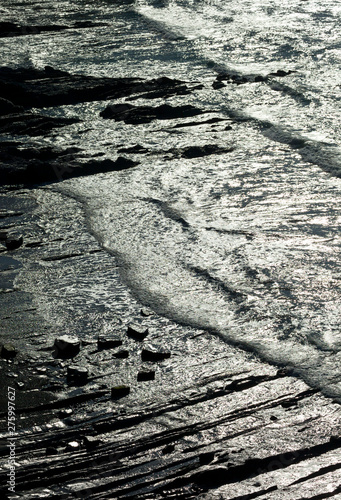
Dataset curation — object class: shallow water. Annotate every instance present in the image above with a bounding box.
[2,0,341,399]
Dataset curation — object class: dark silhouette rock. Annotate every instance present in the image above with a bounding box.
[54,336,80,358]
[137,370,155,381]
[100,103,203,124]
[1,343,17,359]
[162,444,175,454]
[199,451,215,465]
[113,349,129,359]
[193,466,229,486]
[67,365,88,383]
[0,98,23,115]
[5,233,23,250]
[84,436,102,450]
[0,66,197,109]
[111,385,130,399]
[141,346,171,362]
[97,337,123,350]
[127,324,149,341]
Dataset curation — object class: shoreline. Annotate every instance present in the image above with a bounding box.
[0,185,340,499]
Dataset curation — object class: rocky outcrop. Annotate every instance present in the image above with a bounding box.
[0,21,108,37]
[0,67,198,108]
[100,103,203,124]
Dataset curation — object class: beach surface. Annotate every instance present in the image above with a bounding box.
[1,0,341,498]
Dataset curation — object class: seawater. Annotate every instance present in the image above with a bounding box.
[1,0,341,399]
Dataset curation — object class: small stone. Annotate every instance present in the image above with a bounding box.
[1,344,17,359]
[113,349,129,359]
[127,323,149,341]
[97,336,122,350]
[16,381,24,388]
[5,234,23,251]
[141,346,171,362]
[54,335,80,358]
[137,370,155,382]
[111,385,130,399]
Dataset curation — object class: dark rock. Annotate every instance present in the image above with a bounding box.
[1,343,17,359]
[254,75,266,82]
[54,335,80,358]
[162,444,175,454]
[137,370,155,381]
[84,435,102,450]
[0,21,68,37]
[0,97,23,115]
[100,103,203,124]
[140,308,153,317]
[111,385,130,399]
[113,349,129,359]
[0,67,196,109]
[0,112,79,136]
[97,337,123,350]
[67,365,88,382]
[212,81,225,89]
[127,324,149,341]
[46,446,58,455]
[5,233,23,250]
[193,466,229,486]
[81,157,139,176]
[268,69,295,77]
[58,409,73,419]
[141,346,171,362]
[178,144,234,159]
[199,451,215,465]
[117,144,149,154]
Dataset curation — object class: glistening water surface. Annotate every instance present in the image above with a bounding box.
[2,0,341,399]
